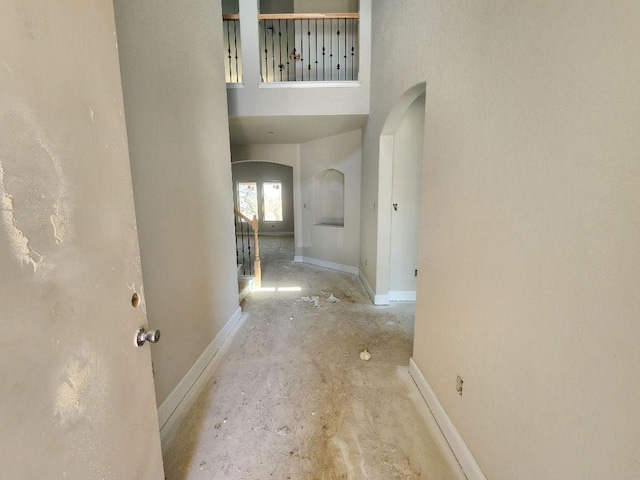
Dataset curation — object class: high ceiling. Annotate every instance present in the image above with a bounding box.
[228,114,368,145]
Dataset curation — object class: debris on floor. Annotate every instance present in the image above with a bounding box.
[299,295,320,307]
[360,349,372,361]
[327,294,340,303]
[163,237,461,480]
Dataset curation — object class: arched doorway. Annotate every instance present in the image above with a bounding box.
[375,83,426,304]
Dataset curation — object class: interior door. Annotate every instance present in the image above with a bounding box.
[0,2,164,478]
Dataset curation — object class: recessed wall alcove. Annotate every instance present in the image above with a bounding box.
[313,168,344,227]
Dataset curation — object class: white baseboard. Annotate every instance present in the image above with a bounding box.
[358,269,375,302]
[157,306,243,434]
[294,256,359,275]
[389,290,416,302]
[409,358,487,480]
[374,294,390,305]
[357,270,390,305]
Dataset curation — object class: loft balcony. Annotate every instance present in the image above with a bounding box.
[225,13,359,83]
[223,0,371,119]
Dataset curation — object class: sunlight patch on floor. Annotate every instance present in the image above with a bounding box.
[252,286,302,293]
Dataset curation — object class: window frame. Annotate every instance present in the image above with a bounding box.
[262,180,283,222]
[236,181,259,221]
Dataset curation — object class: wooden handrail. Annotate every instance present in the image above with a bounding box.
[233,208,259,232]
[259,13,359,20]
[223,13,359,21]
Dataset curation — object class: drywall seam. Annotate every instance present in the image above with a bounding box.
[293,256,359,275]
[158,307,243,435]
[409,358,487,480]
[389,291,416,302]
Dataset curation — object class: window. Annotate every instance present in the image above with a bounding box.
[237,182,258,220]
[263,181,283,221]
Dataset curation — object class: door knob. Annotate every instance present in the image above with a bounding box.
[136,327,161,346]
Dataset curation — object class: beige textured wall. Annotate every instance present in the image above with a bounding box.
[364,1,640,478]
[294,0,358,13]
[113,0,239,405]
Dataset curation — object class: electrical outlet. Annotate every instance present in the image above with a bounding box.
[456,376,463,396]
[365,259,368,267]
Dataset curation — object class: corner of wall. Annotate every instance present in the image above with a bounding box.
[409,358,487,480]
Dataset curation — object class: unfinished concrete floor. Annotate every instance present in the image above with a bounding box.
[163,236,464,480]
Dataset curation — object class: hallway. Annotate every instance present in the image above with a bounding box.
[162,237,464,479]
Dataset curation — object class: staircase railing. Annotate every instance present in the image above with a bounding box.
[234,209,261,288]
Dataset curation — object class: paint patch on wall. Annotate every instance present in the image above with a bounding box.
[0,102,73,275]
[0,162,39,269]
[54,343,102,425]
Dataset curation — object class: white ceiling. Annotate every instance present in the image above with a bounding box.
[228,114,368,145]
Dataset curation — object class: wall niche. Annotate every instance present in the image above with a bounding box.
[313,169,344,227]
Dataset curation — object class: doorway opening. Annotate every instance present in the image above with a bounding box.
[232,161,295,287]
[375,82,426,304]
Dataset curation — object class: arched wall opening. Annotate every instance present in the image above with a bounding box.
[231,160,295,235]
[374,82,426,304]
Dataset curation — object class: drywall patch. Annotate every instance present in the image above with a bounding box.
[53,342,110,478]
[0,102,73,275]
[0,162,39,270]
[55,343,101,425]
